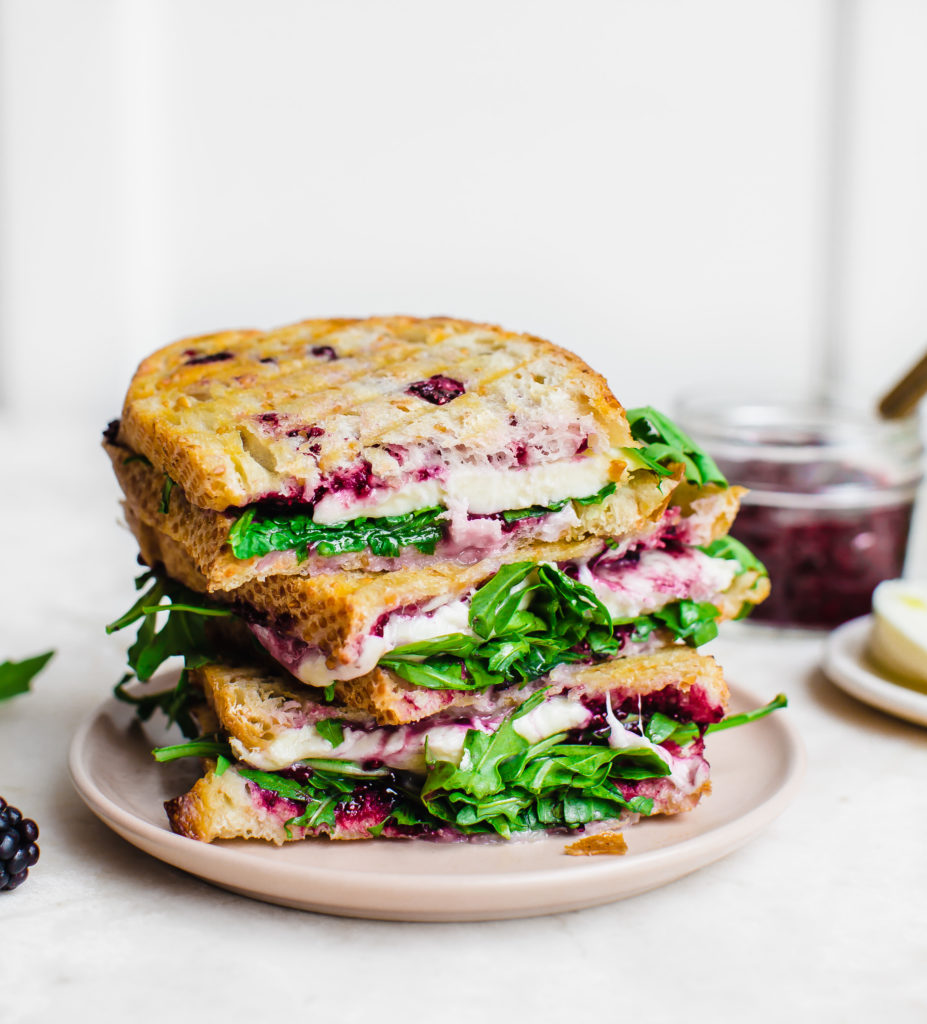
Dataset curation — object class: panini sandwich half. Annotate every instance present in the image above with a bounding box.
[105,315,775,846]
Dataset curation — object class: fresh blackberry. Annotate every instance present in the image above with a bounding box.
[0,796,40,892]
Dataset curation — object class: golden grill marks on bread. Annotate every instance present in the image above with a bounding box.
[117,316,634,513]
[105,438,678,591]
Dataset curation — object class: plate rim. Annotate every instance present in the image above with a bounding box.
[68,679,806,919]
[823,615,927,727]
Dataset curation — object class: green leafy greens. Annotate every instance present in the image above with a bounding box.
[227,485,618,561]
[701,535,768,577]
[149,690,788,839]
[621,406,727,488]
[228,505,447,561]
[379,562,721,692]
[107,573,234,738]
[0,650,54,702]
[418,690,662,837]
[706,693,787,733]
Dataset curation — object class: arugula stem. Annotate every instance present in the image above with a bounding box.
[152,739,232,763]
[706,694,788,733]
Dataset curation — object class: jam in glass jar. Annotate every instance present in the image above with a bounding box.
[675,399,923,629]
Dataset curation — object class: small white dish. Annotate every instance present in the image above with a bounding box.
[69,678,804,921]
[824,615,927,727]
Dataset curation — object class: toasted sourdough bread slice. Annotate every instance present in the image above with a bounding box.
[167,648,725,844]
[192,646,727,767]
[105,438,687,590]
[126,495,768,689]
[117,316,637,513]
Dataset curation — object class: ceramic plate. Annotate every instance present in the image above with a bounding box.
[69,680,805,921]
[823,615,927,727]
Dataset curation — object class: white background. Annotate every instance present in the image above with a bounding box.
[2,0,927,422]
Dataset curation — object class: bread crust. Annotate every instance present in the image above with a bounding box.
[191,645,728,742]
[106,438,677,591]
[118,316,633,512]
[167,648,726,844]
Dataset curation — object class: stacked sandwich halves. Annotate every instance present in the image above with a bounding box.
[105,316,769,844]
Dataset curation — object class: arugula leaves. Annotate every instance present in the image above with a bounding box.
[380,563,721,692]
[701,535,768,578]
[228,505,447,561]
[499,482,617,524]
[107,573,234,738]
[106,572,232,682]
[236,762,392,837]
[227,485,619,561]
[159,690,787,839]
[159,475,176,514]
[419,693,664,837]
[0,650,54,702]
[622,406,727,488]
[315,718,345,748]
[152,738,233,763]
[707,693,787,733]
[114,670,201,739]
[613,599,721,649]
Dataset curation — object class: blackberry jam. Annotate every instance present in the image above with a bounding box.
[675,399,923,629]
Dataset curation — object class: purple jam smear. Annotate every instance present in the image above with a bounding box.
[585,685,725,726]
[730,502,913,628]
[369,601,430,638]
[311,345,338,361]
[324,460,387,499]
[406,375,465,405]
[183,350,234,366]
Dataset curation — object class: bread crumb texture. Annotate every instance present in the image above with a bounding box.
[564,832,628,856]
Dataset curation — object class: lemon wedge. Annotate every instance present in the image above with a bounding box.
[868,580,927,691]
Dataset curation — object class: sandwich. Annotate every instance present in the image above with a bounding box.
[164,649,731,842]
[103,316,723,590]
[105,315,777,847]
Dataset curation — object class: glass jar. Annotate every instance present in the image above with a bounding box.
[674,398,924,629]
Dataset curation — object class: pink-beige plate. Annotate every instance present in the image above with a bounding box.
[68,678,804,922]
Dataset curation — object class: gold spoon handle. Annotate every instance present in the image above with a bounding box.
[878,348,927,419]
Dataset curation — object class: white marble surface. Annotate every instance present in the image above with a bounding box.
[3,416,927,1023]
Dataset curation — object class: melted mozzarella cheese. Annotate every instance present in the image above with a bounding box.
[259,547,740,689]
[311,454,613,524]
[230,695,593,773]
[512,696,591,742]
[288,597,474,687]
[581,549,737,619]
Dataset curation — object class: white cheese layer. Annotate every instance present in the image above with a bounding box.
[580,548,738,619]
[311,453,613,524]
[282,597,474,687]
[259,548,740,687]
[230,696,593,773]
